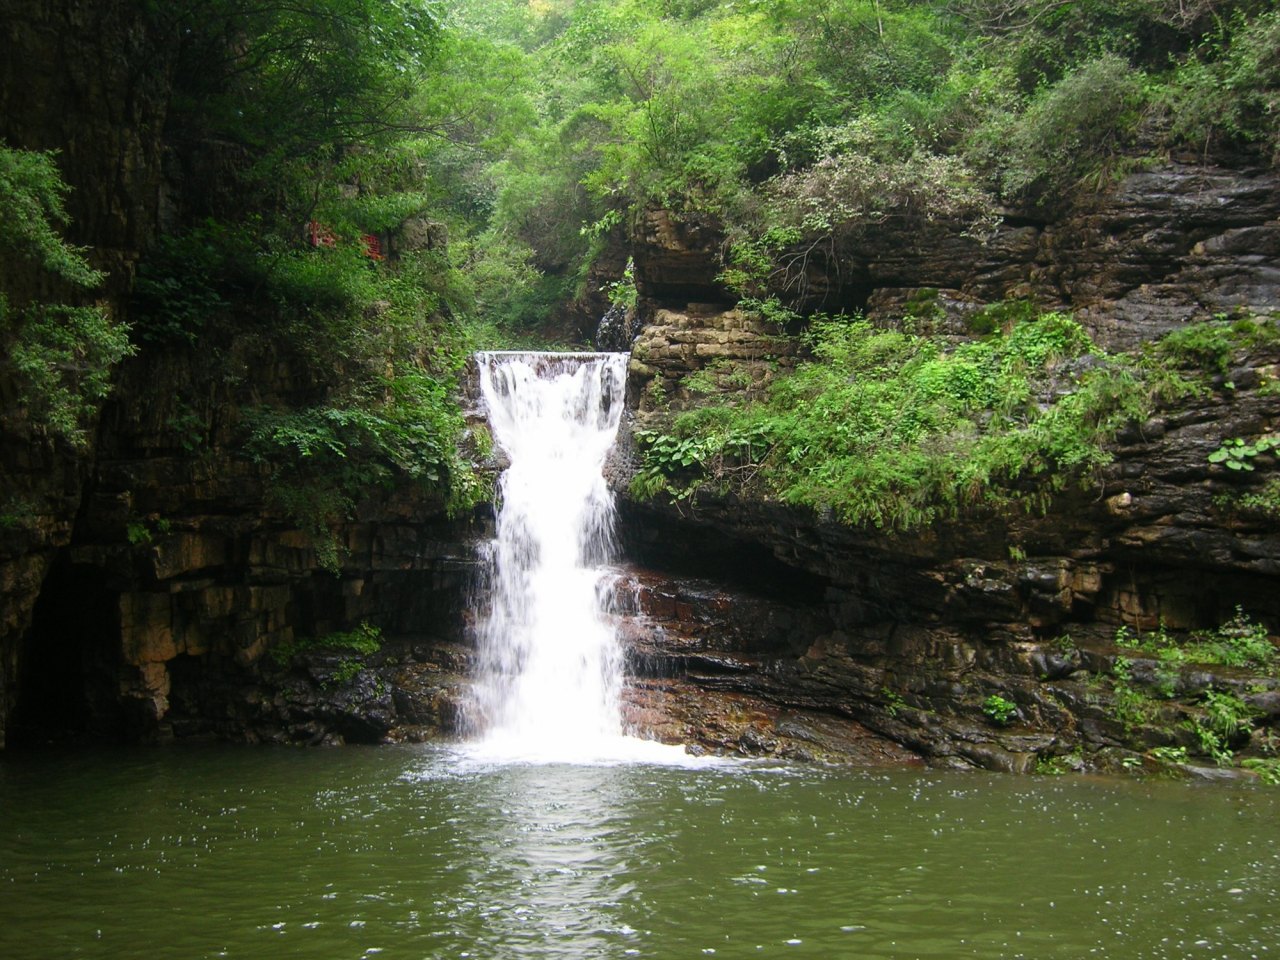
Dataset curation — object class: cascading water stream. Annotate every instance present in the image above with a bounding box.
[470,350,655,762]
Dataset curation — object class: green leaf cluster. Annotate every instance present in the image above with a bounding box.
[0,144,103,288]
[245,371,480,572]
[1241,758,1280,784]
[156,0,441,163]
[1187,689,1257,766]
[1,143,133,447]
[632,308,1148,530]
[1118,607,1277,670]
[1208,436,1280,472]
[1151,314,1280,376]
[270,621,383,666]
[982,693,1018,726]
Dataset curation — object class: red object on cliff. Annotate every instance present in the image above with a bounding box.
[307,220,336,248]
[361,233,384,260]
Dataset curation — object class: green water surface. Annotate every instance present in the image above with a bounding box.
[1,745,1275,959]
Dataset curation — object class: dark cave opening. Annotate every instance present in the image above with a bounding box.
[8,555,123,747]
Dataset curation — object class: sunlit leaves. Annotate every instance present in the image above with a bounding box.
[0,145,102,289]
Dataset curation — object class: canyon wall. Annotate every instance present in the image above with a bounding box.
[0,0,175,747]
[0,2,480,749]
[3,3,1278,769]
[612,166,1280,773]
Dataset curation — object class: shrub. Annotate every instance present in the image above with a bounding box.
[1116,606,1276,669]
[631,307,1148,530]
[752,148,1000,286]
[131,223,236,344]
[983,55,1148,204]
[1152,315,1280,375]
[0,143,102,286]
[1165,10,1280,163]
[271,621,383,666]
[982,693,1018,726]
[245,372,477,572]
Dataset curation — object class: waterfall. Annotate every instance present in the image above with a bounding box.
[469,351,634,761]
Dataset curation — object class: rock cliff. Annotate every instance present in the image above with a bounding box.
[0,2,480,749]
[0,0,176,748]
[613,165,1280,773]
[3,3,1279,772]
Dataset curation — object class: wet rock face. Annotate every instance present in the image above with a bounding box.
[0,325,488,747]
[612,366,1280,772]
[610,566,921,765]
[611,161,1280,772]
[594,303,641,353]
[630,163,1280,352]
[610,518,1280,773]
[163,639,472,747]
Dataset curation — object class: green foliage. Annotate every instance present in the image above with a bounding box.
[1164,10,1280,163]
[1234,477,1280,518]
[1052,633,1077,655]
[327,658,366,687]
[982,693,1018,726]
[881,687,908,718]
[1153,646,1187,699]
[0,497,38,531]
[629,428,726,503]
[271,621,383,667]
[8,304,135,447]
[126,516,171,547]
[1094,609,1275,771]
[1153,315,1280,376]
[1149,745,1189,765]
[1117,607,1276,669]
[1208,436,1280,472]
[131,223,235,344]
[1111,681,1155,735]
[1034,753,1072,775]
[1191,608,1276,669]
[245,372,478,572]
[604,258,638,311]
[1112,621,1186,697]
[1202,689,1254,738]
[410,0,1280,340]
[632,308,1149,529]
[1186,689,1257,766]
[1241,758,1280,785]
[975,55,1149,203]
[1107,654,1158,735]
[1,144,134,448]
[1112,654,1134,683]
[156,0,441,161]
[743,148,1001,284]
[0,144,103,287]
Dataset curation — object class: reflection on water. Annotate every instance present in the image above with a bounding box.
[1,745,1278,960]
[445,763,643,958]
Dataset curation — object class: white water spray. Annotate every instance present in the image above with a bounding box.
[470,350,651,762]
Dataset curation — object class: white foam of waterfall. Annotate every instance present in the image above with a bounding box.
[469,351,692,764]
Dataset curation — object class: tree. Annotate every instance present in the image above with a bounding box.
[0,144,132,447]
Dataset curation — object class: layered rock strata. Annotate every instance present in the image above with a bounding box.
[612,164,1280,773]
